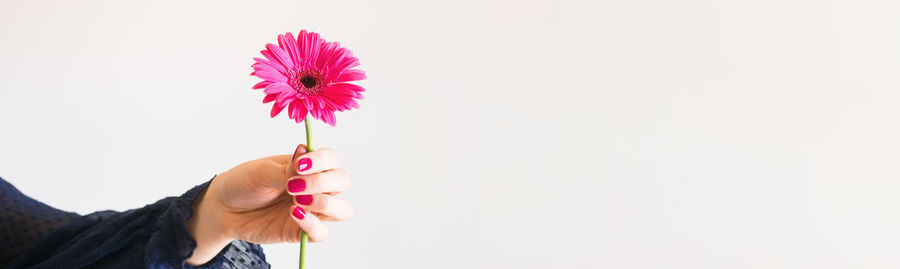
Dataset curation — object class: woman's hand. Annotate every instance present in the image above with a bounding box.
[185,144,353,265]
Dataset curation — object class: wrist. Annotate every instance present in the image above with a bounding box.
[185,183,233,265]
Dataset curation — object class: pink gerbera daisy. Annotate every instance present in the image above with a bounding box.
[251,30,366,126]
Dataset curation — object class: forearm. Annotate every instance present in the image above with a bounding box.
[185,185,234,265]
[3,176,269,268]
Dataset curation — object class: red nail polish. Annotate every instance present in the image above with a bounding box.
[295,195,314,205]
[297,158,312,172]
[292,206,306,220]
[288,179,306,193]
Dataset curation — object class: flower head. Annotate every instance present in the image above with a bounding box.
[251,30,366,126]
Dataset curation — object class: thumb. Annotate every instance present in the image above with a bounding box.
[252,144,309,188]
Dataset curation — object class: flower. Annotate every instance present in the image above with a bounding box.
[251,30,366,126]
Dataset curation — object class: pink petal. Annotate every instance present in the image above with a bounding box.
[270,102,287,117]
[330,54,360,74]
[288,99,310,123]
[253,81,273,90]
[279,33,301,67]
[298,29,309,61]
[325,83,365,95]
[253,57,286,74]
[263,83,297,107]
[295,101,309,122]
[333,69,366,83]
[299,30,323,66]
[348,100,360,109]
[319,91,353,111]
[288,100,299,120]
[252,66,287,82]
[276,91,296,106]
[263,82,292,95]
[260,50,284,69]
[312,97,327,111]
[315,42,339,68]
[262,94,277,103]
[320,44,351,72]
[265,43,294,70]
[318,110,337,126]
[307,99,321,119]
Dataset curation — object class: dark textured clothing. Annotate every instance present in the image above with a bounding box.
[0,177,269,268]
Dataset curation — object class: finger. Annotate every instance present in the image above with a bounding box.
[317,215,342,222]
[263,144,308,165]
[254,145,309,188]
[293,194,354,221]
[289,205,330,242]
[290,144,308,164]
[293,148,338,175]
[286,169,351,195]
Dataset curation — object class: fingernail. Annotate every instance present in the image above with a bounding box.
[295,195,313,205]
[297,158,312,172]
[288,179,306,193]
[291,146,307,164]
[292,206,306,220]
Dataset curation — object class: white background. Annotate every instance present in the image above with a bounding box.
[1,0,899,268]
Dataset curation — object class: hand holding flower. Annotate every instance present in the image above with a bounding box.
[185,144,353,265]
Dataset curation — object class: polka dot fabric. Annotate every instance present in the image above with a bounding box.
[0,178,79,267]
[0,177,270,268]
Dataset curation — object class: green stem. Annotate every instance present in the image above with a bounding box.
[305,115,315,152]
[300,115,313,269]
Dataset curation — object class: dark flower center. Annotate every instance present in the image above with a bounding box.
[300,75,318,88]
[291,69,324,95]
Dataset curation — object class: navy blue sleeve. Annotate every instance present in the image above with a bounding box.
[0,178,80,266]
[1,177,270,269]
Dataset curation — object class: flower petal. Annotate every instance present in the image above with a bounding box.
[276,91,296,106]
[279,33,301,67]
[318,110,337,126]
[253,81,273,90]
[315,41,339,69]
[262,94,277,103]
[299,30,324,66]
[319,44,351,72]
[263,82,298,107]
[253,57,286,74]
[288,99,299,120]
[291,100,309,123]
[252,66,287,83]
[333,69,366,83]
[330,54,360,74]
[259,50,293,75]
[263,82,291,95]
[265,43,294,70]
[306,98,321,120]
[270,102,287,117]
[325,83,365,95]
